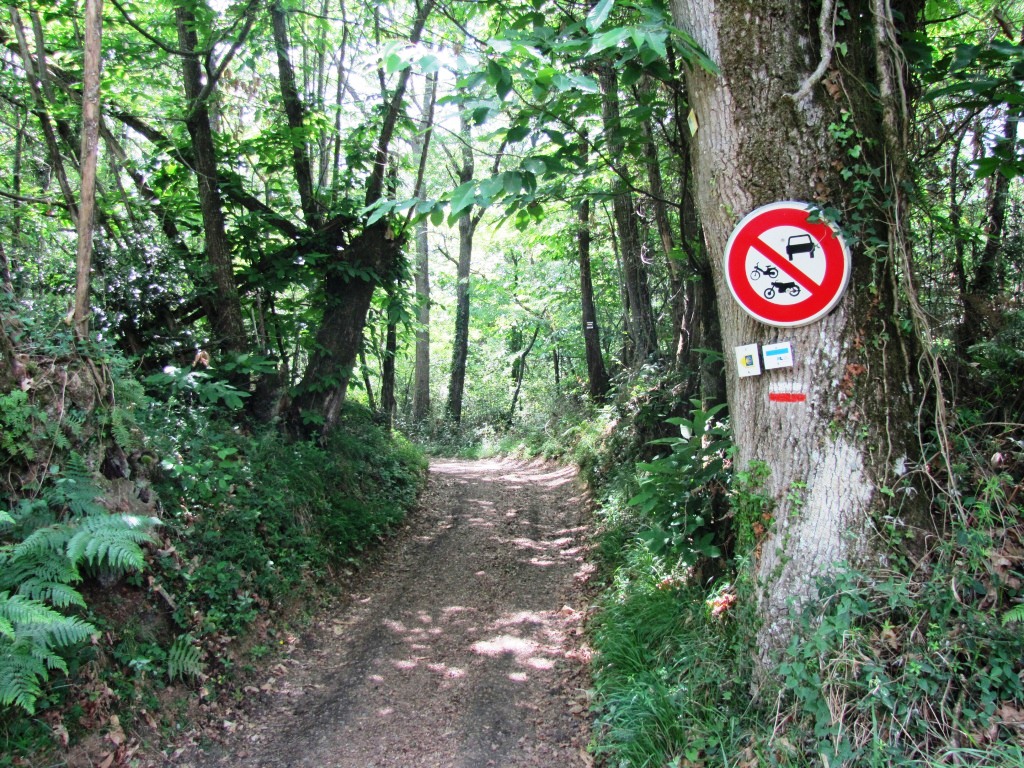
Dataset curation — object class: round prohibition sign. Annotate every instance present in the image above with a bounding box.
[724,201,851,327]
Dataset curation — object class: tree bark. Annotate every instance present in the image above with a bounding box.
[271,1,321,229]
[411,74,437,423]
[412,212,431,422]
[381,309,397,430]
[578,195,611,401]
[73,0,103,341]
[599,64,658,367]
[670,0,924,655]
[175,0,247,356]
[446,113,476,424]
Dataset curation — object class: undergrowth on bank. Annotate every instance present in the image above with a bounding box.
[0,321,427,763]
[528,380,1024,767]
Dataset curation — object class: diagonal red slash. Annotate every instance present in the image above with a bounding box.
[752,237,820,296]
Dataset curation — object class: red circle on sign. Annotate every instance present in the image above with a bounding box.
[724,202,851,327]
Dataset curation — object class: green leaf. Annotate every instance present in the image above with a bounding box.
[384,52,407,74]
[478,175,505,206]
[502,171,523,195]
[586,0,615,33]
[472,106,493,125]
[950,43,981,72]
[590,26,632,54]
[449,181,477,218]
[523,157,547,175]
[506,124,531,143]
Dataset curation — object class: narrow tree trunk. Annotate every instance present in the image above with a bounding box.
[640,102,687,364]
[507,325,540,424]
[381,304,397,431]
[359,345,377,412]
[73,0,103,340]
[671,0,924,655]
[0,242,11,295]
[411,74,437,423]
[447,209,473,423]
[271,1,320,229]
[599,65,658,367]
[959,95,1020,347]
[9,7,79,224]
[446,113,476,424]
[412,213,431,421]
[578,196,611,401]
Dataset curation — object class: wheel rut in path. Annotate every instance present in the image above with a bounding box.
[164,457,594,768]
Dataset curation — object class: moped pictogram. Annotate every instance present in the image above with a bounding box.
[749,263,779,280]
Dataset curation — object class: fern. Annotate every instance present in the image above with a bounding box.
[0,592,96,713]
[12,581,86,609]
[66,514,158,571]
[166,635,205,682]
[52,454,106,517]
[1002,603,1024,626]
[0,458,159,714]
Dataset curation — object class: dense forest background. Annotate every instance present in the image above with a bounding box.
[1,0,1023,765]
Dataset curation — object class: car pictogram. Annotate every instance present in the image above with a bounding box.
[785,233,816,260]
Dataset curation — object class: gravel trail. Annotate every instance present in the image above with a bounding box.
[160,457,594,768]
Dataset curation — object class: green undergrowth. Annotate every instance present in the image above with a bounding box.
[1,331,427,762]
[555,381,1024,767]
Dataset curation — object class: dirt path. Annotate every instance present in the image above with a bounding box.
[159,458,595,768]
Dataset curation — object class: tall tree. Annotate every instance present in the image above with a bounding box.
[670,0,927,653]
[410,73,437,423]
[73,0,103,340]
[446,112,476,424]
[174,0,250,356]
[287,0,437,435]
[578,189,611,401]
[599,64,658,367]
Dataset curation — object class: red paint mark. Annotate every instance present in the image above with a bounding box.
[769,392,807,403]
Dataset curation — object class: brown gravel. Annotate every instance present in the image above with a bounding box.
[157,457,596,768]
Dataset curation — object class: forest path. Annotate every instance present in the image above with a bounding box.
[161,458,595,768]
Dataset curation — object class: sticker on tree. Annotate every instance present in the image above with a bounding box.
[724,202,851,327]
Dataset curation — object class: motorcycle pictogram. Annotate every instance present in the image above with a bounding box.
[763,281,801,300]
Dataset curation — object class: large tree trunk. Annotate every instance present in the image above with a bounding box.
[287,221,402,435]
[175,0,247,356]
[670,0,924,653]
[285,0,434,437]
